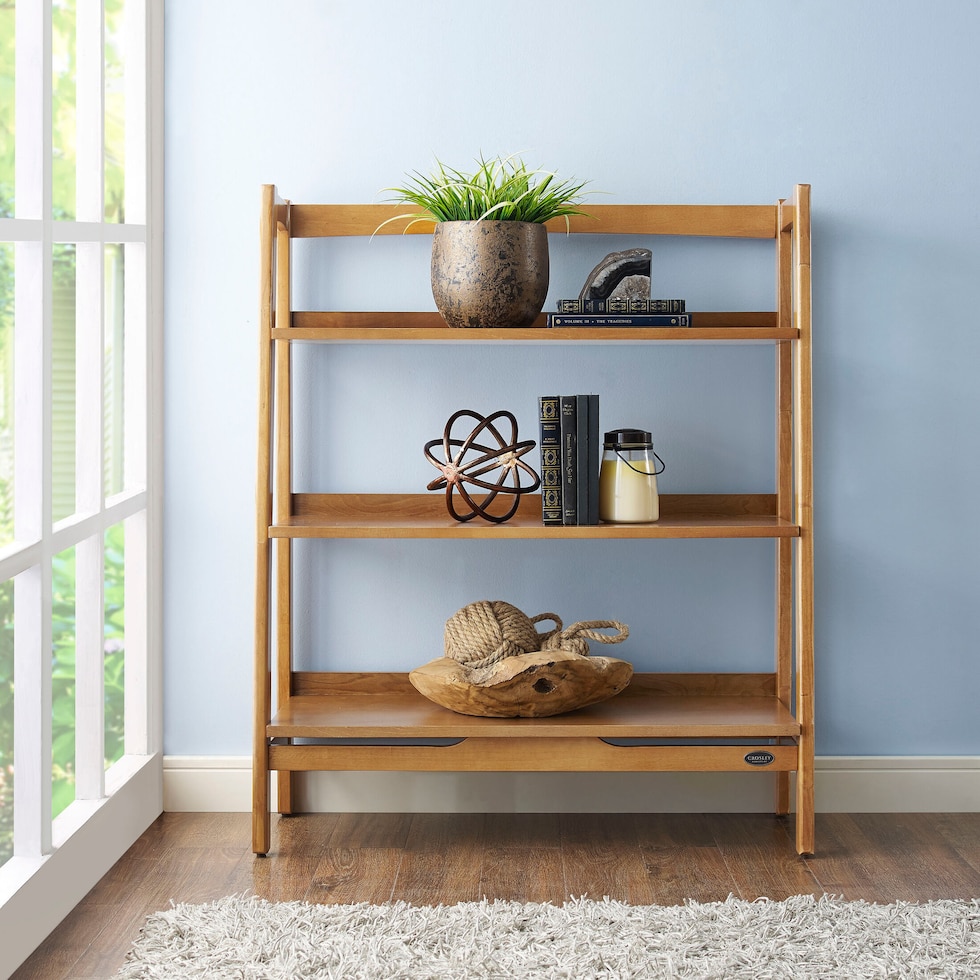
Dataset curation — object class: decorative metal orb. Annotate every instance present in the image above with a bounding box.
[424,409,541,523]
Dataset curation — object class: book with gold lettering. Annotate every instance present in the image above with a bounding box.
[555,297,686,314]
[560,395,578,525]
[538,395,563,525]
[548,313,691,328]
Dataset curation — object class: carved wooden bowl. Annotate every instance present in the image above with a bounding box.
[409,649,633,718]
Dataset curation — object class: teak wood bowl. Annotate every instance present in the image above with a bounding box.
[409,649,633,718]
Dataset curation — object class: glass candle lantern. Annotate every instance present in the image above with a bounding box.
[598,428,665,523]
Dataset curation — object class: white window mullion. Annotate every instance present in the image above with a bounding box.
[124,0,147,226]
[13,566,52,857]
[119,0,157,760]
[75,244,104,515]
[74,239,105,800]
[13,233,53,855]
[75,0,105,225]
[74,533,104,800]
[13,0,54,860]
[122,239,149,756]
[52,222,145,244]
[123,510,147,755]
[13,241,47,544]
[124,243,145,490]
[14,0,48,220]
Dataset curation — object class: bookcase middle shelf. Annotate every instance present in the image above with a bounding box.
[267,493,800,539]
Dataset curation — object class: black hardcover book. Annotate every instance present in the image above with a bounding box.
[586,393,600,525]
[538,395,562,525]
[556,298,686,314]
[575,394,590,525]
[560,395,578,525]
[548,313,692,328]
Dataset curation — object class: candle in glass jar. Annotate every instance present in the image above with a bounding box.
[598,457,660,523]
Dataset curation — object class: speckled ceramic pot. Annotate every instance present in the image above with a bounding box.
[430,220,549,328]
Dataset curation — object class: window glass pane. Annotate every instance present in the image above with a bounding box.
[103,523,123,767]
[0,1,13,219]
[52,545,76,819]
[52,243,76,523]
[52,0,77,221]
[0,579,13,868]
[104,243,124,495]
[104,0,125,224]
[0,242,12,546]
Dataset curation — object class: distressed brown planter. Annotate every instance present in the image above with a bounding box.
[430,220,549,328]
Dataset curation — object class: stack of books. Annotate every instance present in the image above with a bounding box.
[549,297,690,328]
[538,394,600,526]
[556,298,686,313]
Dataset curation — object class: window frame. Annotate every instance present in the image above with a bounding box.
[0,0,163,968]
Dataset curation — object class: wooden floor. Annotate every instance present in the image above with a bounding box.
[12,811,980,979]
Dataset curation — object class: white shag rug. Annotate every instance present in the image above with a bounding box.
[116,894,980,979]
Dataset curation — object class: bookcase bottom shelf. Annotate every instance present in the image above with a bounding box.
[256,672,811,853]
[267,739,801,773]
[264,672,802,774]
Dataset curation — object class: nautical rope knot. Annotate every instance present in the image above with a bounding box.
[444,600,629,671]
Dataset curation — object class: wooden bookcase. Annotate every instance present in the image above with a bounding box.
[254,185,814,856]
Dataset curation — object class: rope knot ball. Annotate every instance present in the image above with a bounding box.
[444,600,628,672]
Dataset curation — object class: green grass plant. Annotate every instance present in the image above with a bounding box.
[377,154,592,233]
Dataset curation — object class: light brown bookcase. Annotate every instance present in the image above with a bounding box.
[253,185,814,856]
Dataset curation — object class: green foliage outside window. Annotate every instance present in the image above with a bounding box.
[50,529,126,818]
[0,526,125,864]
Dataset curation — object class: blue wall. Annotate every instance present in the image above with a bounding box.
[164,0,980,761]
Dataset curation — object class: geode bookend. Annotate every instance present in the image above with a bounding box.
[579,247,652,301]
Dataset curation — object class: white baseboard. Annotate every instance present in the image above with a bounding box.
[163,755,980,814]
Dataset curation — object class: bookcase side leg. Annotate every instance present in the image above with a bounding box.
[252,741,270,856]
[252,529,272,853]
[796,725,815,856]
[275,536,294,815]
[774,343,794,816]
[775,774,790,817]
[277,774,294,815]
[252,185,277,856]
[272,218,295,818]
[252,533,272,853]
[792,183,815,857]
[774,201,795,818]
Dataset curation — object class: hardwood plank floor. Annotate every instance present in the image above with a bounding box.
[11,811,980,979]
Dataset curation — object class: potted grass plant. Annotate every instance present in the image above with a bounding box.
[379,154,592,328]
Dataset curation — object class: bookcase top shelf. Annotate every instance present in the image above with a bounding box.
[272,311,794,343]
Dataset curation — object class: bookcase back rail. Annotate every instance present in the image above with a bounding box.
[291,671,778,698]
[289,493,780,520]
[287,203,779,240]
